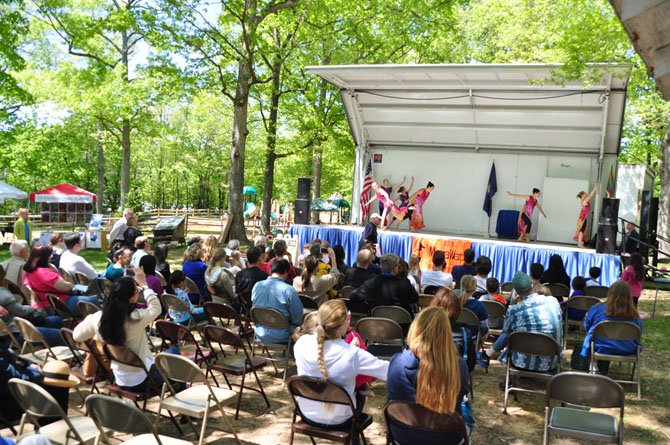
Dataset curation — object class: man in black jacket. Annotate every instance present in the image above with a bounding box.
[351,253,418,313]
[235,246,269,295]
[344,249,378,289]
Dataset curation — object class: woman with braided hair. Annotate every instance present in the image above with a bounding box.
[293,299,388,434]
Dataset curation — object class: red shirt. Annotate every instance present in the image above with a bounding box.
[23,267,69,309]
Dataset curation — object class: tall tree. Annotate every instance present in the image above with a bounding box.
[0,0,31,120]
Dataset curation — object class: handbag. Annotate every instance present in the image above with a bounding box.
[460,327,476,429]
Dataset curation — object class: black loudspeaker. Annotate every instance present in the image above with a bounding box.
[294,199,310,225]
[596,222,618,254]
[640,191,652,234]
[297,178,312,200]
[600,197,620,223]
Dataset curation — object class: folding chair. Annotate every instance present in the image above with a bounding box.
[286,375,373,445]
[156,273,168,289]
[299,294,319,315]
[339,285,354,299]
[4,279,30,305]
[47,294,80,328]
[500,281,514,299]
[92,277,112,301]
[161,293,209,331]
[543,372,624,444]
[384,400,469,445]
[342,298,369,325]
[236,292,252,317]
[355,317,405,360]
[422,285,440,295]
[503,331,562,414]
[0,318,22,351]
[584,285,609,299]
[154,353,241,445]
[184,277,206,306]
[74,272,94,289]
[86,394,192,445]
[204,301,254,347]
[250,307,294,383]
[204,325,270,419]
[417,294,434,311]
[481,300,506,335]
[78,300,100,318]
[154,320,214,365]
[370,305,413,334]
[589,320,642,399]
[543,283,570,301]
[563,296,601,348]
[14,317,74,365]
[59,268,77,284]
[456,308,481,398]
[60,328,99,394]
[8,378,100,445]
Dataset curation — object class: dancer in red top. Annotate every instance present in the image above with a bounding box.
[574,182,598,248]
[507,188,547,242]
[370,180,407,230]
[409,181,435,231]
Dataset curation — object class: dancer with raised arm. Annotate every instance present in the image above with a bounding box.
[409,181,435,231]
[389,176,415,230]
[574,182,598,248]
[379,177,407,226]
[507,188,547,242]
[370,180,408,230]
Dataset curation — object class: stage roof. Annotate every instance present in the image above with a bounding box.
[307,64,631,156]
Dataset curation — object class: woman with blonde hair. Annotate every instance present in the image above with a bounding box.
[293,299,388,432]
[205,248,236,307]
[201,235,218,264]
[387,306,470,414]
[459,275,489,338]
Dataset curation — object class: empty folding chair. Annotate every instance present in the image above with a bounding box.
[584,285,609,299]
[355,317,405,360]
[60,328,99,393]
[204,301,254,347]
[543,283,570,302]
[370,305,413,332]
[342,298,369,326]
[154,320,213,365]
[154,352,241,445]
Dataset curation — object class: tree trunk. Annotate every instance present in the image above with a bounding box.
[119,119,131,210]
[658,125,670,257]
[227,59,253,242]
[96,120,104,213]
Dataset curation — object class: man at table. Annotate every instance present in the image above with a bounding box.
[13,208,32,244]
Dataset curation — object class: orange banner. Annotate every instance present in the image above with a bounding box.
[412,237,472,273]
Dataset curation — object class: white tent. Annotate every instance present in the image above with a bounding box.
[307,64,631,242]
[0,181,28,204]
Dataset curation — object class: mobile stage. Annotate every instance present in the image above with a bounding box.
[288,224,621,287]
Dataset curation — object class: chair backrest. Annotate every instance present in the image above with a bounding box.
[417,294,434,310]
[287,375,354,409]
[356,317,405,343]
[592,320,642,342]
[3,279,29,305]
[422,285,440,295]
[0,319,22,349]
[47,294,76,321]
[204,325,244,351]
[340,286,354,299]
[299,294,319,311]
[250,307,290,330]
[59,268,76,283]
[75,272,93,288]
[94,277,112,300]
[155,352,207,384]
[78,300,100,317]
[481,300,506,318]
[13,316,48,347]
[8,378,68,419]
[157,273,168,288]
[342,298,369,317]
[162,293,189,314]
[204,301,239,323]
[507,331,561,357]
[544,283,570,298]
[86,394,158,438]
[584,285,609,299]
[155,319,196,346]
[384,401,468,445]
[546,372,624,409]
[60,327,89,365]
[370,305,413,324]
[456,307,480,328]
[237,292,252,315]
[500,281,514,294]
[184,277,204,302]
[103,343,148,371]
[566,296,601,314]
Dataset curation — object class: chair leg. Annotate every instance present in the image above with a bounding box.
[215,401,241,445]
[503,366,510,414]
[252,368,271,408]
[543,406,550,445]
[234,370,246,419]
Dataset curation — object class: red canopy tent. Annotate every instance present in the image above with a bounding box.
[29,183,96,204]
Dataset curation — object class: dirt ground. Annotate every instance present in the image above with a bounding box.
[6,289,670,445]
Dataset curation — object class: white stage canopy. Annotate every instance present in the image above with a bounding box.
[307,64,631,232]
[0,181,28,203]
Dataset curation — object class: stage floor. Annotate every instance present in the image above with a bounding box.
[288,224,620,286]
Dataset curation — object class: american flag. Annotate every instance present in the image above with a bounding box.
[360,160,374,222]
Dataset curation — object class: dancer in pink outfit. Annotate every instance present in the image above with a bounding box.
[507,188,547,242]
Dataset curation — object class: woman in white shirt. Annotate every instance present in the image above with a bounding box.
[73,268,175,392]
[293,299,388,435]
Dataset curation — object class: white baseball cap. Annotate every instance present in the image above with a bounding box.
[370,213,382,220]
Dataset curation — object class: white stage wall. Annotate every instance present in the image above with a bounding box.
[371,146,616,242]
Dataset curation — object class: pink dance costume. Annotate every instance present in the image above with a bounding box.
[517,196,537,236]
[376,188,407,220]
[410,189,431,230]
[573,202,591,241]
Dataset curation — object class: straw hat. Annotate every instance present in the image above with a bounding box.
[42,360,79,388]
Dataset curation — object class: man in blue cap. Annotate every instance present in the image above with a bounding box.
[483,271,562,372]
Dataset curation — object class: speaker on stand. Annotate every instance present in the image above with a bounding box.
[596,198,619,254]
[294,178,312,225]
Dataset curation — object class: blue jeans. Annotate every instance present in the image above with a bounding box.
[492,333,508,352]
[64,295,100,317]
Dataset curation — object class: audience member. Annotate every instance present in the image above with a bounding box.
[139,255,164,297]
[235,246,269,296]
[48,233,65,269]
[293,252,340,305]
[204,248,236,306]
[387,307,470,418]
[130,236,150,268]
[431,287,476,372]
[104,248,132,281]
[0,283,64,347]
[227,239,246,269]
[408,255,422,288]
[474,256,492,294]
[585,266,601,287]
[420,250,453,291]
[13,208,32,244]
[297,243,312,268]
[153,243,171,283]
[452,248,476,289]
[530,262,544,287]
[167,270,208,325]
[251,259,303,343]
[579,280,642,375]
[109,208,134,246]
[459,275,489,338]
[479,277,506,305]
[621,222,640,254]
[60,233,98,280]
[333,245,348,276]
[566,276,588,321]
[358,213,382,255]
[1,240,28,285]
[541,254,570,288]
[484,272,562,373]
[396,259,419,292]
[621,252,645,307]
[267,239,298,283]
[344,249,377,288]
[181,242,210,304]
[201,235,218,264]
[350,254,418,313]
[293,299,388,438]
[123,215,142,248]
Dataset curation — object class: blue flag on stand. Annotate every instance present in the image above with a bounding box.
[483,162,497,217]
